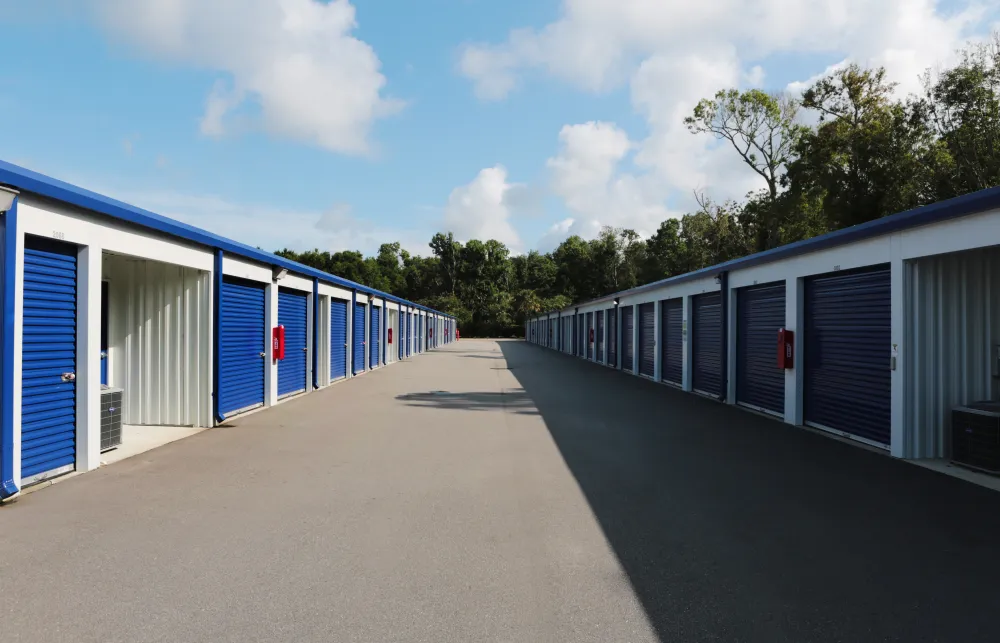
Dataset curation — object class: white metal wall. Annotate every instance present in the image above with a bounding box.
[105,254,212,427]
[388,308,399,363]
[905,248,1000,458]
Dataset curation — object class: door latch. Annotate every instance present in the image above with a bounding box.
[61,372,76,382]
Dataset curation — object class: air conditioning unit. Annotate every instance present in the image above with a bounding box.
[951,402,1000,474]
[100,385,123,452]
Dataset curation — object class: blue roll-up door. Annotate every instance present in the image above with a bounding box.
[219,276,266,417]
[638,302,655,378]
[330,298,348,381]
[692,292,722,396]
[737,283,786,415]
[805,267,891,446]
[608,308,617,367]
[578,314,585,356]
[21,237,77,481]
[406,312,412,357]
[586,312,594,359]
[622,306,634,372]
[277,288,308,397]
[660,298,683,385]
[354,303,367,374]
[596,311,605,363]
[370,306,381,368]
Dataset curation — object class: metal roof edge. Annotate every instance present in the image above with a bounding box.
[0,160,448,317]
[558,184,1000,315]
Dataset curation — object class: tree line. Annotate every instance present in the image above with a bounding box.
[278,36,1000,337]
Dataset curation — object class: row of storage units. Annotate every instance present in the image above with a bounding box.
[529,185,1000,464]
[0,161,456,499]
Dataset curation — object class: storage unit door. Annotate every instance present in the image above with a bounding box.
[354,303,367,373]
[737,283,786,415]
[219,276,266,417]
[660,299,683,385]
[277,288,308,397]
[692,292,722,396]
[804,267,891,446]
[622,306,635,372]
[608,308,617,367]
[596,311,605,363]
[330,298,348,381]
[638,302,655,377]
[370,306,381,368]
[21,237,78,481]
[587,312,594,359]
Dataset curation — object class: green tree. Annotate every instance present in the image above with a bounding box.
[922,35,1000,197]
[686,89,802,202]
[790,64,940,229]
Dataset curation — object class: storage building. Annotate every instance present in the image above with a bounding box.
[528,186,1000,465]
[0,161,454,499]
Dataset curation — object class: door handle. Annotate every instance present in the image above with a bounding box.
[259,352,266,357]
[302,347,308,351]
[61,372,76,382]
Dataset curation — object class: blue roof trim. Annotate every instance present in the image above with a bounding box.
[0,160,448,317]
[566,184,1000,311]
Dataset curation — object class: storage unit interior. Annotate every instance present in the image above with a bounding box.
[101,251,212,452]
[905,245,1000,460]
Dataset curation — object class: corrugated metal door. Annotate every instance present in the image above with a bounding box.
[805,267,891,445]
[608,308,618,368]
[330,298,348,381]
[596,311,605,362]
[660,298,683,385]
[692,292,722,396]
[406,312,412,356]
[737,283,786,415]
[638,302,655,377]
[219,276,266,417]
[370,306,381,368]
[418,315,423,352]
[622,306,634,372]
[278,288,308,397]
[21,237,77,481]
[586,312,594,359]
[354,303,367,373]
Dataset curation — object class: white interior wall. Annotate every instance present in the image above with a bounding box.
[104,253,211,427]
[388,308,398,362]
[905,247,1000,458]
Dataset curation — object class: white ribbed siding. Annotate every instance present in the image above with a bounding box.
[388,308,399,363]
[105,253,212,428]
[905,248,1000,458]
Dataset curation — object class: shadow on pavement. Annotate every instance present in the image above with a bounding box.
[397,389,540,415]
[498,340,1000,643]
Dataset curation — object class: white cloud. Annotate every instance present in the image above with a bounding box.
[541,121,677,248]
[536,217,577,252]
[96,0,402,154]
[442,166,524,251]
[461,0,994,252]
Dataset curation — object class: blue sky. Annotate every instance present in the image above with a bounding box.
[0,0,995,256]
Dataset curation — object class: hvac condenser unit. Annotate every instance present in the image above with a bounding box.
[951,402,1000,475]
[100,385,123,452]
